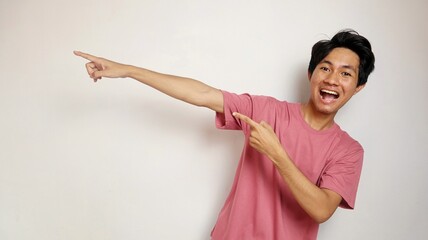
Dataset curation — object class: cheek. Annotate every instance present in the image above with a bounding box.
[310,78,323,92]
[344,86,358,98]
[309,80,318,93]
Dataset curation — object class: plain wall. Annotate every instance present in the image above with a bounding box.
[1,0,427,239]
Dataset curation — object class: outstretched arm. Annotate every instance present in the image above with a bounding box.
[74,51,224,113]
[233,112,342,223]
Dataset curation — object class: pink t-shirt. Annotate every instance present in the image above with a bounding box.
[211,91,364,240]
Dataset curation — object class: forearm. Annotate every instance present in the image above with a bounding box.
[74,51,224,112]
[269,148,341,223]
[231,112,342,223]
[126,65,223,112]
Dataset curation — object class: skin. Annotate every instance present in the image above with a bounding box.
[302,47,365,130]
[233,47,364,223]
[73,51,224,112]
[74,47,364,223]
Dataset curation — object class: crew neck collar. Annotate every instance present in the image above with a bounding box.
[296,103,339,135]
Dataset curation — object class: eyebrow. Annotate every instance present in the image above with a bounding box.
[321,60,357,72]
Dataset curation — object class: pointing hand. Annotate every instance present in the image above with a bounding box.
[232,112,284,161]
[74,51,130,82]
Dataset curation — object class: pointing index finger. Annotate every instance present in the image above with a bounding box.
[233,112,258,128]
[73,51,98,62]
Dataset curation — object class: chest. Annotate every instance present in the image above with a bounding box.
[278,125,340,183]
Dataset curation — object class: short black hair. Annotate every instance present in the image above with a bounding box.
[308,29,375,86]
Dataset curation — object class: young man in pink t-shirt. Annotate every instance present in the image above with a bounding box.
[75,29,375,240]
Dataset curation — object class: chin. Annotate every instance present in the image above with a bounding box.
[313,102,340,116]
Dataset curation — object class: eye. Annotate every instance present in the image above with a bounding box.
[320,66,330,72]
[341,72,352,77]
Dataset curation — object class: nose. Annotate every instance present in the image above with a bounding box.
[323,72,340,86]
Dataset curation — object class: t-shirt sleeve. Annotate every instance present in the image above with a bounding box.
[215,90,254,133]
[216,90,291,137]
[319,140,364,209]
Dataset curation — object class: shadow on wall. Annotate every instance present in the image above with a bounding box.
[283,63,310,103]
[63,63,309,236]
[296,65,310,103]
[123,97,245,235]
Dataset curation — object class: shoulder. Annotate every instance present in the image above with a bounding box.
[333,129,364,160]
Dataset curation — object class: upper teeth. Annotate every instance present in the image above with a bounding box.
[321,89,338,95]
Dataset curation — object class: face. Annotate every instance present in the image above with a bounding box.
[308,47,365,116]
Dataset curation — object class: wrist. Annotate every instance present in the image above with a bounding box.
[123,64,137,78]
[269,147,290,172]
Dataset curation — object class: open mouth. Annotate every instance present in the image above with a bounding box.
[320,89,339,101]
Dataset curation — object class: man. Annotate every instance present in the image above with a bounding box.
[75,29,375,240]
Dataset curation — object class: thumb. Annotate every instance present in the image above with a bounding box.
[92,61,111,80]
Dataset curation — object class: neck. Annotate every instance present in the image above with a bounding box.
[301,102,336,131]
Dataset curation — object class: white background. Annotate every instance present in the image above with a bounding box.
[1,0,427,239]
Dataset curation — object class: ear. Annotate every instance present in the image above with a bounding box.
[353,84,366,95]
[307,71,312,81]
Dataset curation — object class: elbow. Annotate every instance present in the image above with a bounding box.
[311,190,342,224]
[314,214,331,224]
[312,208,335,224]
[191,88,223,112]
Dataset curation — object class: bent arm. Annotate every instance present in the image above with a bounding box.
[74,51,224,113]
[272,149,342,223]
[233,112,342,223]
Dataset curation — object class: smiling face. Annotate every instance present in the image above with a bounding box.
[308,47,365,117]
